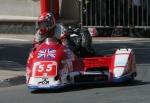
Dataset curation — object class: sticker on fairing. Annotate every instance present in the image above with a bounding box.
[38,78,49,85]
[29,77,57,87]
[32,61,57,77]
[37,49,56,59]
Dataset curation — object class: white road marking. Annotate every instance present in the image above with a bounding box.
[0,38,30,42]
[0,37,149,42]
[93,38,150,42]
[94,39,132,42]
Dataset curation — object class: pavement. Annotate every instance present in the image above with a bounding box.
[0,60,26,88]
[0,15,37,22]
[0,70,25,88]
[0,58,26,88]
[0,70,24,81]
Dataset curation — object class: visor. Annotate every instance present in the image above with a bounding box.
[38,21,48,29]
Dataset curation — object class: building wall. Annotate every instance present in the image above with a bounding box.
[0,0,40,17]
[0,0,80,20]
[60,0,80,20]
[0,0,80,34]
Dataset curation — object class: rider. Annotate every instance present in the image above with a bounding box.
[33,12,94,57]
[33,12,75,57]
[34,12,57,46]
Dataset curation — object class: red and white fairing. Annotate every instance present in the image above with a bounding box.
[112,49,136,82]
[26,38,66,89]
[26,38,136,90]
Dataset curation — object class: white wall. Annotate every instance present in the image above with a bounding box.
[0,0,80,20]
[0,0,40,17]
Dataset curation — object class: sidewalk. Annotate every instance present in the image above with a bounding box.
[0,70,25,87]
[0,70,25,81]
[0,15,37,22]
[0,60,26,87]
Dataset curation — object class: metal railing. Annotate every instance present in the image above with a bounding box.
[81,0,150,29]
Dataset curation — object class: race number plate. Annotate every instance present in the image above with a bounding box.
[32,61,57,77]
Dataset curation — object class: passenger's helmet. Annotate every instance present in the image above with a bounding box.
[37,13,56,35]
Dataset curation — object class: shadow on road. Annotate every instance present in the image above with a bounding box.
[0,43,32,71]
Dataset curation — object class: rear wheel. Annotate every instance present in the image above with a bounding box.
[126,72,137,83]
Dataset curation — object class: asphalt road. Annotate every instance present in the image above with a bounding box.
[0,35,150,103]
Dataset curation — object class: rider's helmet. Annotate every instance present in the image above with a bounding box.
[37,12,56,35]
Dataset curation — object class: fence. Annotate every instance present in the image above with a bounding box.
[81,0,150,29]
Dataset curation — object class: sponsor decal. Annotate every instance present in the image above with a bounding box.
[38,78,49,85]
[38,49,56,59]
